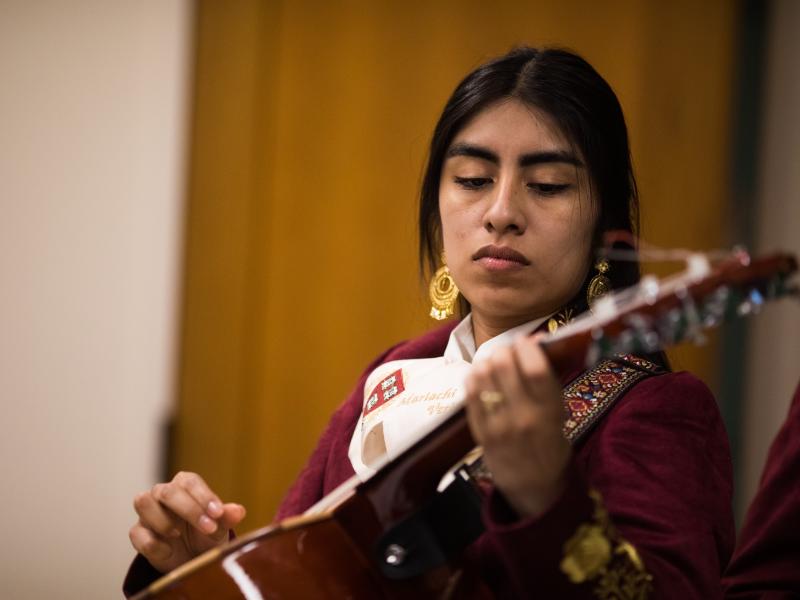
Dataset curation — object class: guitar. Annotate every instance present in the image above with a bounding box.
[132,250,798,600]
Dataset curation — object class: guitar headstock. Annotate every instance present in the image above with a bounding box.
[542,251,798,374]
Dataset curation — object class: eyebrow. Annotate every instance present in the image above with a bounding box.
[445,142,583,168]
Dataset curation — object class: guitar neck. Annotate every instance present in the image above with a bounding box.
[356,251,798,524]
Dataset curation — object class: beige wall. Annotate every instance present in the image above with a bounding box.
[0,2,191,598]
[741,0,800,511]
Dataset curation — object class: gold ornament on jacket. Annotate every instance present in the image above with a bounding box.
[548,307,575,333]
[560,489,653,597]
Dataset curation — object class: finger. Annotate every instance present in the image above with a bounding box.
[513,334,561,401]
[152,482,219,535]
[203,504,247,544]
[173,471,224,519]
[218,503,247,531]
[133,491,181,538]
[485,346,530,412]
[464,361,494,444]
[129,522,174,563]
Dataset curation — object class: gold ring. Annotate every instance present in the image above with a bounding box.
[479,390,505,413]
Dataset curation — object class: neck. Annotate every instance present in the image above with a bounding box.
[471,310,544,348]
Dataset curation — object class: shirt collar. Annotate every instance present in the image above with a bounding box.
[443,313,549,364]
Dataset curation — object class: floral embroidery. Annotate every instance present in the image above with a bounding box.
[466,355,662,484]
[562,355,661,444]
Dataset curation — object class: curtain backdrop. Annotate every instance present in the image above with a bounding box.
[174,0,738,529]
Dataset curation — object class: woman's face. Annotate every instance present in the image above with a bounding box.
[439,99,596,327]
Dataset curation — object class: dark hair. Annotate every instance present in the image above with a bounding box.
[419,46,640,303]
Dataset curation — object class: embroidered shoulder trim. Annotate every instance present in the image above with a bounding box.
[562,355,663,444]
[464,355,663,484]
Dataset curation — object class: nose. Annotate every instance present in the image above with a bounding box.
[482,178,526,235]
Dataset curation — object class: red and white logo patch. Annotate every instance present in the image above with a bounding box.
[364,369,405,416]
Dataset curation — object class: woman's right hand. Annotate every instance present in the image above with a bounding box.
[128,471,247,573]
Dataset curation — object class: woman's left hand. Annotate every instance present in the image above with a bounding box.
[464,333,571,519]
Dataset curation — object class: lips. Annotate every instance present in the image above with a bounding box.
[472,245,530,265]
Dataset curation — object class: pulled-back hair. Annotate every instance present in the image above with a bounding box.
[419,47,640,301]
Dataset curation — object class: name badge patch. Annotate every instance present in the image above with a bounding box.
[364,369,405,415]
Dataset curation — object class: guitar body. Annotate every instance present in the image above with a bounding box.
[134,405,490,600]
[134,516,378,598]
[133,514,472,599]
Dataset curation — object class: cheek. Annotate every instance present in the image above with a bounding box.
[439,206,479,293]
[441,221,470,277]
[537,209,595,280]
[440,198,479,249]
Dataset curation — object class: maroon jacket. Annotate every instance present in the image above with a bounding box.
[125,322,734,598]
[722,382,800,598]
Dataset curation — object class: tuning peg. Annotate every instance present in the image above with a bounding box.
[623,314,661,353]
[585,328,606,367]
[766,273,799,299]
[731,245,751,266]
[641,330,661,352]
[592,294,617,320]
[658,308,683,345]
[686,253,712,281]
[702,286,731,328]
[612,329,636,355]
[675,285,707,345]
[638,275,660,305]
[737,288,765,316]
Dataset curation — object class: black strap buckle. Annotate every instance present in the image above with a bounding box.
[374,466,486,580]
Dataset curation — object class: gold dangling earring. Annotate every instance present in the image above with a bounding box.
[429,253,459,320]
[586,258,611,311]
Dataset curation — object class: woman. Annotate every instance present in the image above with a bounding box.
[125,47,734,598]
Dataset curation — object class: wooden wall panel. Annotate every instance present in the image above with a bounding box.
[176,0,739,529]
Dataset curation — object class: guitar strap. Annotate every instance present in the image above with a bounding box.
[467,354,664,482]
[562,354,665,444]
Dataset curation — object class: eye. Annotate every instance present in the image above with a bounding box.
[454,176,492,190]
[528,182,572,196]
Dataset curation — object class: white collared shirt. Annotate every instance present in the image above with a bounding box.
[347,313,547,479]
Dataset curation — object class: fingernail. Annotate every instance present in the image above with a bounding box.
[199,515,217,534]
[207,501,222,516]
[169,528,181,538]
